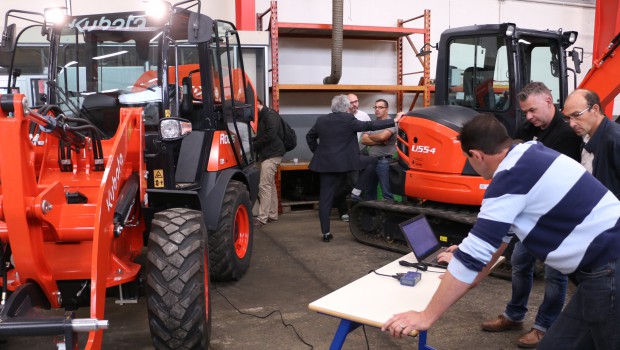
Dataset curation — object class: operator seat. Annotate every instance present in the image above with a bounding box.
[80,93,121,139]
[462,66,495,109]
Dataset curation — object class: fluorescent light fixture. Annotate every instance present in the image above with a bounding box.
[101,89,119,93]
[93,51,128,61]
[64,61,78,68]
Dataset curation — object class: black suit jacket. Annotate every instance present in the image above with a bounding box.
[306,112,395,172]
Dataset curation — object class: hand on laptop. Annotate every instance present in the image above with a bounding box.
[437,244,458,264]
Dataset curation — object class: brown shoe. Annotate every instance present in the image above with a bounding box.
[517,328,545,348]
[481,315,524,332]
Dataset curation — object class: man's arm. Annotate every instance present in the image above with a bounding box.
[306,124,319,153]
[381,271,471,337]
[382,241,506,338]
[368,129,393,143]
[470,242,507,288]
[361,132,382,146]
[253,112,279,149]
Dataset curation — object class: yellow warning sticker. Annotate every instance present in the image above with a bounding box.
[154,169,164,188]
[439,236,448,242]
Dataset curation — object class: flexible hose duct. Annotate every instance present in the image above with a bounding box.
[323,0,343,84]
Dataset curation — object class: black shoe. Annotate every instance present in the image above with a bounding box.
[322,233,333,242]
[348,194,363,202]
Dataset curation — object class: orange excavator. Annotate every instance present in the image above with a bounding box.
[351,2,620,253]
[0,1,258,348]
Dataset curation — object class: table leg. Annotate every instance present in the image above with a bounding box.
[329,319,361,350]
[419,330,437,350]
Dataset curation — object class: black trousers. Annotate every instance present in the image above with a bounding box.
[318,155,377,234]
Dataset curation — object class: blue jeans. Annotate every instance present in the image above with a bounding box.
[504,241,567,332]
[538,259,620,350]
[366,158,393,200]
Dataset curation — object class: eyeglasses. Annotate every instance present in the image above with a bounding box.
[349,100,359,104]
[563,105,591,122]
[373,106,386,110]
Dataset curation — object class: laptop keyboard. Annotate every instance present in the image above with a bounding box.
[425,247,448,266]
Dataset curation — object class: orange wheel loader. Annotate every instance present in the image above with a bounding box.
[0,1,258,348]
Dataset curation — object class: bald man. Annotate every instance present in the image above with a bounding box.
[563,89,620,198]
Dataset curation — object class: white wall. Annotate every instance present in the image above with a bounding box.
[254,0,597,114]
[0,0,601,114]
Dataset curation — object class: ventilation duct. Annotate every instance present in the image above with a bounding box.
[323,0,343,84]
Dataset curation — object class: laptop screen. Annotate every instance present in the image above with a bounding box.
[400,215,440,259]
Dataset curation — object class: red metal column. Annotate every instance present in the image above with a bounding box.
[397,21,404,112]
[270,1,280,112]
[423,9,431,107]
[235,0,256,31]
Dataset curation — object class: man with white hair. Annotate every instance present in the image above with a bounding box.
[306,95,402,242]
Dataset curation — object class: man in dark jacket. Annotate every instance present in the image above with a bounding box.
[564,88,620,199]
[306,94,402,242]
[253,99,285,228]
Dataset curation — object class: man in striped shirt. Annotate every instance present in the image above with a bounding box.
[382,113,620,349]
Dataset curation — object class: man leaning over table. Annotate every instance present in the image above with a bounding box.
[382,113,620,350]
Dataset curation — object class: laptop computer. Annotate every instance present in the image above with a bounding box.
[398,214,448,269]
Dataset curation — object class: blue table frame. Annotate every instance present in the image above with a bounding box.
[328,318,436,350]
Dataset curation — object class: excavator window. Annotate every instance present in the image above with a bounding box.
[447,36,509,112]
[517,35,563,107]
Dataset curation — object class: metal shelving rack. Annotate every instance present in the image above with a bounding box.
[257,1,432,112]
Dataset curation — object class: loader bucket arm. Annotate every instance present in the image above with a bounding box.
[86,107,144,349]
[578,33,620,112]
[0,94,57,304]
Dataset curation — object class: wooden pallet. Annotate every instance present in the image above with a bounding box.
[281,200,319,213]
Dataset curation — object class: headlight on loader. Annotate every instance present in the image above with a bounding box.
[159,117,192,140]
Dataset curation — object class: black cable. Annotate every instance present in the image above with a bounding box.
[368,269,402,280]
[362,324,370,350]
[399,260,446,273]
[213,283,314,349]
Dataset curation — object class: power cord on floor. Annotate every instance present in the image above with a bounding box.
[362,324,370,350]
[214,283,314,349]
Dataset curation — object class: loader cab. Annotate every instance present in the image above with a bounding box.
[36,8,255,164]
[434,23,577,136]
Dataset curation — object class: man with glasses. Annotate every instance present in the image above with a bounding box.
[360,99,400,201]
[479,82,581,348]
[563,89,620,198]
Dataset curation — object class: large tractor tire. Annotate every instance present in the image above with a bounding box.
[146,208,211,349]
[208,180,253,281]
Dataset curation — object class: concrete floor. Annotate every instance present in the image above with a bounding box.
[3,209,559,350]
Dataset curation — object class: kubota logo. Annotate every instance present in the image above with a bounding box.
[69,15,147,33]
[106,153,125,212]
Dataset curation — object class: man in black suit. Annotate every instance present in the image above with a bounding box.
[306,95,402,242]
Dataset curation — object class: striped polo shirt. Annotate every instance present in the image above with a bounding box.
[450,141,620,283]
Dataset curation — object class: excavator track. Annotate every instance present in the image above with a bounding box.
[349,200,479,254]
